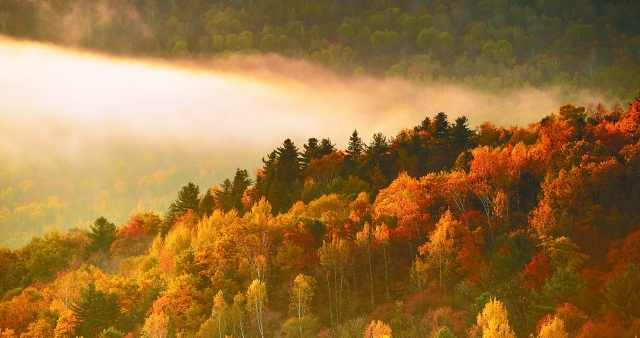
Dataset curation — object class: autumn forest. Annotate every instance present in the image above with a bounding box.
[1,99,640,337]
[2,0,640,337]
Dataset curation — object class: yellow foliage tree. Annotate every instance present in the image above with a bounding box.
[53,310,77,338]
[538,316,568,338]
[246,279,267,338]
[364,320,392,338]
[476,298,516,338]
[141,312,170,338]
[418,210,458,288]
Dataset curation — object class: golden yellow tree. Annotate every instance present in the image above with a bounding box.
[476,298,516,338]
[290,274,316,319]
[363,320,392,338]
[419,210,457,288]
[356,222,375,311]
[53,310,76,338]
[141,312,170,338]
[246,279,267,338]
[212,290,227,338]
[538,316,568,338]
[374,223,390,303]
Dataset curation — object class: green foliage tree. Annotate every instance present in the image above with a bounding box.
[231,169,252,213]
[434,325,455,338]
[451,116,472,149]
[268,139,301,214]
[70,283,121,338]
[199,189,215,218]
[434,112,450,140]
[100,326,125,338]
[166,182,200,225]
[605,263,640,324]
[172,41,190,58]
[417,28,438,52]
[86,217,116,254]
[370,30,389,49]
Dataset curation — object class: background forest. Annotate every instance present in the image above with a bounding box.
[1,0,640,248]
[2,99,640,337]
[0,0,639,99]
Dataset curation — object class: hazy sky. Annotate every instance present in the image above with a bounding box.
[0,37,607,178]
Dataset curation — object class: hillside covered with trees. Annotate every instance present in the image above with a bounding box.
[0,0,639,99]
[1,98,640,337]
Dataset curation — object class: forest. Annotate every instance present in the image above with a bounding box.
[2,0,640,249]
[1,98,640,337]
[0,0,638,100]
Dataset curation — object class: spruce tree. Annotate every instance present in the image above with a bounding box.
[70,283,121,338]
[434,112,450,140]
[451,115,472,149]
[347,130,364,159]
[268,139,301,214]
[86,216,116,254]
[231,169,252,213]
[301,138,320,168]
[215,179,233,212]
[165,182,200,225]
[318,138,335,157]
[199,188,215,218]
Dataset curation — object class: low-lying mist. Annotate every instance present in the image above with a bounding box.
[0,36,607,248]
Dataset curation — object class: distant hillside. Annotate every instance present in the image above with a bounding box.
[0,0,638,99]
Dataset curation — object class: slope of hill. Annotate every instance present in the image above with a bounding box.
[1,99,640,337]
[0,0,638,99]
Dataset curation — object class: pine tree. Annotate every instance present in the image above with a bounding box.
[216,179,234,212]
[367,133,388,159]
[318,138,335,157]
[165,182,200,225]
[451,116,472,149]
[253,151,277,205]
[199,189,215,218]
[86,216,116,254]
[268,139,301,214]
[415,116,431,132]
[347,130,364,159]
[231,169,252,213]
[70,283,121,338]
[301,138,320,167]
[434,326,455,338]
[434,112,450,140]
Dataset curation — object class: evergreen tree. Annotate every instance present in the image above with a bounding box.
[301,138,334,168]
[347,130,364,159]
[434,326,455,338]
[301,138,320,168]
[268,139,301,214]
[70,283,121,338]
[451,115,472,149]
[434,112,450,140]
[216,179,234,212]
[276,139,301,184]
[318,138,335,157]
[86,217,116,254]
[199,188,215,218]
[231,169,252,213]
[346,130,365,177]
[367,133,389,159]
[253,150,277,203]
[165,182,200,225]
[415,116,431,132]
[101,327,125,338]
[605,263,640,324]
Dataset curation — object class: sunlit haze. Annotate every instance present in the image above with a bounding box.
[0,37,608,246]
